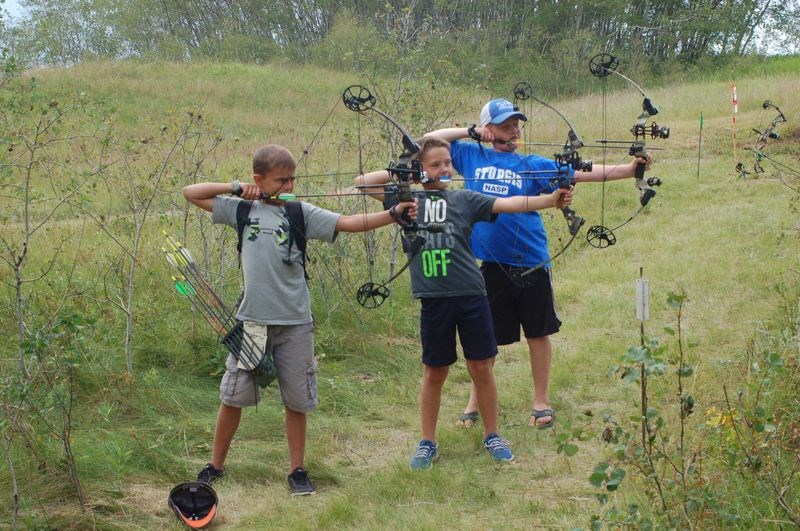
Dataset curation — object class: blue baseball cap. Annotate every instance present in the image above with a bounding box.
[479,99,528,126]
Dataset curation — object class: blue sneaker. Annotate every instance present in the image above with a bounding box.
[484,433,514,462]
[409,439,439,470]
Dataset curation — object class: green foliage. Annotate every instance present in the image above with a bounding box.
[589,462,626,492]
[555,416,592,458]
[701,317,800,526]
[0,44,20,88]
[309,10,388,74]
[0,310,95,511]
[587,289,800,528]
[3,0,798,97]
[587,293,723,528]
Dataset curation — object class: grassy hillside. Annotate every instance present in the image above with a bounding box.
[0,59,798,529]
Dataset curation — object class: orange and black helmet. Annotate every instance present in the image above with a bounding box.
[168,482,218,529]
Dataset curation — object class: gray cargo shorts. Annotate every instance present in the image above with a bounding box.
[219,322,317,412]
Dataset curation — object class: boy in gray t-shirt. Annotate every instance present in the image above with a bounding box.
[184,144,416,495]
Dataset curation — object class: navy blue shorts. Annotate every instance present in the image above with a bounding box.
[481,263,562,345]
[419,295,498,367]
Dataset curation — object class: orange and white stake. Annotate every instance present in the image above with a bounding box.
[731,82,738,163]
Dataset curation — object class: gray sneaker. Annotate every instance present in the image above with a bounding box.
[409,439,439,470]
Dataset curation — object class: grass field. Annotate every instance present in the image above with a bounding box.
[0,59,798,529]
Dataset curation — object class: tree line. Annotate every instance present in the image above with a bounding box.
[2,0,799,94]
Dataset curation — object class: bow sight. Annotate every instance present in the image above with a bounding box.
[386,161,427,184]
[635,121,670,141]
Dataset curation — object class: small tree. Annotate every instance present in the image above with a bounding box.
[590,292,724,528]
[0,76,108,527]
[80,109,224,375]
[0,79,108,376]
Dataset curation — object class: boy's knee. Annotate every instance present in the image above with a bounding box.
[423,365,449,384]
[285,406,306,417]
[466,358,494,378]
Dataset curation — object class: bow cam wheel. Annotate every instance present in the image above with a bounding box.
[342,85,376,112]
[356,282,390,309]
[513,82,533,101]
[586,225,616,248]
[589,53,619,78]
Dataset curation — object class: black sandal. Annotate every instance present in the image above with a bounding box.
[456,411,479,428]
[531,408,555,429]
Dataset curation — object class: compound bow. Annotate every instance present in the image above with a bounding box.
[735,100,798,191]
[736,100,786,178]
[509,81,588,277]
[341,85,445,308]
[586,53,668,249]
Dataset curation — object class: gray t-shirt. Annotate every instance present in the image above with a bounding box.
[407,189,496,298]
[212,196,340,325]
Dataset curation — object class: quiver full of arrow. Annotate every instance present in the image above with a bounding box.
[222,321,277,388]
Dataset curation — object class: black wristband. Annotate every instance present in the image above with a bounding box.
[231,179,243,197]
[388,205,405,225]
[467,124,482,141]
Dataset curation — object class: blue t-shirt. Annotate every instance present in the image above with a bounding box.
[452,141,569,267]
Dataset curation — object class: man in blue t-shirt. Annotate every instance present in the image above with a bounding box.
[424,98,653,430]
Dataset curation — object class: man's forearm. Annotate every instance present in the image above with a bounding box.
[574,161,637,183]
[421,127,468,143]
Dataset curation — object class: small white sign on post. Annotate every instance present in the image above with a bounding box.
[636,278,650,321]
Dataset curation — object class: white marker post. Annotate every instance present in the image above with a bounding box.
[636,273,650,322]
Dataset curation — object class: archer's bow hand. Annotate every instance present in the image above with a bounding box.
[552,186,574,209]
[633,153,654,174]
[389,200,418,225]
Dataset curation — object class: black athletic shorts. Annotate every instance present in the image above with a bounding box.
[419,295,498,367]
[480,262,562,345]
